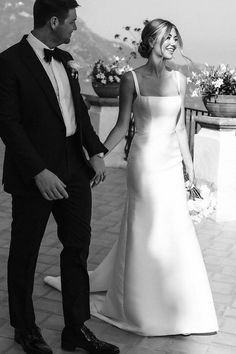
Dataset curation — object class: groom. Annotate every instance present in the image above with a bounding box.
[0,0,119,353]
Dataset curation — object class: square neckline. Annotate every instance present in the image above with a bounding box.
[131,70,181,98]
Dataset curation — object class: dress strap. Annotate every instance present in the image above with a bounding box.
[175,71,181,95]
[131,71,140,96]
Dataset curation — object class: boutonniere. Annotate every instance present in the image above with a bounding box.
[67,60,80,79]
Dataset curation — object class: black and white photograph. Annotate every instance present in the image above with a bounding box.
[0,1,236,353]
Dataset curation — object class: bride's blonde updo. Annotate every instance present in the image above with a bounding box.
[138,18,183,58]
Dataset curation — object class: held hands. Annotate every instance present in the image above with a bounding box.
[90,155,106,188]
[34,169,69,201]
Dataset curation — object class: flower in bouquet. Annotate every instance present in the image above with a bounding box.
[186,182,216,224]
[188,63,236,98]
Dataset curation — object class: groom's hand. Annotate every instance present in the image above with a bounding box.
[90,155,106,188]
[34,169,69,200]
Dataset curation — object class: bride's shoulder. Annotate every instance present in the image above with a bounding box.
[120,71,136,92]
[121,66,146,88]
[121,70,134,85]
[174,69,187,87]
[174,69,186,79]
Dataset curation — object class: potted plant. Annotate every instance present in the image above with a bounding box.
[90,57,132,98]
[189,64,236,117]
[89,26,141,98]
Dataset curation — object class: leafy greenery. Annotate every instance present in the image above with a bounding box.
[90,25,144,85]
[189,64,236,98]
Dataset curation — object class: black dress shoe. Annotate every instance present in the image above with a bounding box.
[61,324,120,353]
[14,326,53,354]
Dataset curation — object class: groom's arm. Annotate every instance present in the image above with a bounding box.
[0,56,46,182]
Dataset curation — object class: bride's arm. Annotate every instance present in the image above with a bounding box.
[175,72,194,184]
[103,71,135,154]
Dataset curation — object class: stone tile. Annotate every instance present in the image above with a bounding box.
[44,288,62,302]
[100,325,141,346]
[34,298,63,316]
[211,281,235,295]
[1,164,236,353]
[222,258,236,267]
[122,346,166,354]
[164,336,209,354]
[213,293,234,305]
[222,266,236,276]
[207,344,236,354]
[42,314,64,331]
[0,322,13,338]
[213,273,236,283]
[0,338,15,352]
[223,308,236,318]
[214,332,236,346]
[6,347,25,354]
[136,336,174,350]
[221,318,236,334]
[0,305,10,321]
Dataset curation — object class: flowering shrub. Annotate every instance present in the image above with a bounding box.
[114,25,142,62]
[90,25,143,85]
[90,57,132,85]
[188,64,236,98]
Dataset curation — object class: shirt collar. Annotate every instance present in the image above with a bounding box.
[27,32,52,61]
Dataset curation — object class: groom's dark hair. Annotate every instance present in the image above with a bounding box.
[33,0,79,28]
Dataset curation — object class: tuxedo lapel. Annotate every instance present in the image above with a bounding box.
[18,36,63,120]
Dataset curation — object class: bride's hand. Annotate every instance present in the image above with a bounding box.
[185,165,195,187]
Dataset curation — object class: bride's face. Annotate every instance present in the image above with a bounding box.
[153,27,178,60]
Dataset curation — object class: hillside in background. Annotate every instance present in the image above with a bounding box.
[0,0,136,93]
[0,1,204,108]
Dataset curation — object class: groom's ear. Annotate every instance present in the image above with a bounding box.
[49,16,60,30]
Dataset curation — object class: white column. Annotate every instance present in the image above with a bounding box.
[194,116,236,221]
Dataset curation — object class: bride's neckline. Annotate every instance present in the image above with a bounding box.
[131,70,181,98]
[138,94,180,98]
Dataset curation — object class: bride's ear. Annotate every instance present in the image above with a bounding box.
[148,38,155,49]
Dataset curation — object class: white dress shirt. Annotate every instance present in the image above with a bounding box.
[27,32,77,137]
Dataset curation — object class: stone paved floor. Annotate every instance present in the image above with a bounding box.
[0,147,236,352]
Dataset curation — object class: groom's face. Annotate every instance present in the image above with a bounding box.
[54,8,77,45]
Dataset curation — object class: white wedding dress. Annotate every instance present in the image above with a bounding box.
[44,71,218,336]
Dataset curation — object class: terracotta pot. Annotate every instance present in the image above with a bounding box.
[203,95,236,117]
[92,81,120,98]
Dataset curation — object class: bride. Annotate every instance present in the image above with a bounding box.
[45,18,218,336]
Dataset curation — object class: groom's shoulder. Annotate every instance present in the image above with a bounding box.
[0,39,22,60]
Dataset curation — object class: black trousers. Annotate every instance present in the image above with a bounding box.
[7,137,92,330]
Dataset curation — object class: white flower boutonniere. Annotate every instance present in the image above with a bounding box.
[67,60,80,80]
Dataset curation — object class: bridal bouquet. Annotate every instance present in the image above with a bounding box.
[186,182,216,224]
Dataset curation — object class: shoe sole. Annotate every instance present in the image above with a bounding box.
[61,341,120,353]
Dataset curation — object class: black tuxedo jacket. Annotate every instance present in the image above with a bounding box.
[0,36,107,195]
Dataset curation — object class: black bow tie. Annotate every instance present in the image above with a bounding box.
[44,48,62,63]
